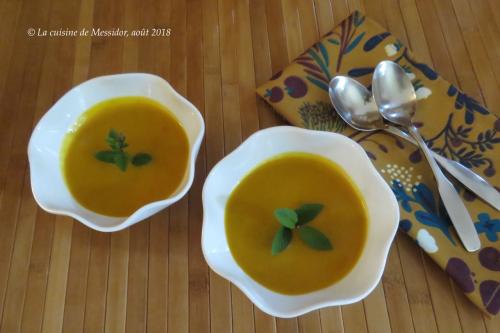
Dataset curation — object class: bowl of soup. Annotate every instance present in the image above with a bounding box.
[201,126,399,317]
[28,73,204,231]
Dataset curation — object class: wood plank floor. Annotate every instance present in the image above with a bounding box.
[0,0,498,332]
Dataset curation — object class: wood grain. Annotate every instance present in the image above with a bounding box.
[0,1,498,332]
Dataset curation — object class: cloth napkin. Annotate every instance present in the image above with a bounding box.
[256,11,500,316]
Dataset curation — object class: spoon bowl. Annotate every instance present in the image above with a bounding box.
[328,76,383,131]
[371,61,416,127]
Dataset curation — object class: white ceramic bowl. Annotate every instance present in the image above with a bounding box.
[28,73,204,232]
[202,126,399,318]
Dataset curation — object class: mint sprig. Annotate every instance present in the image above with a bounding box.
[271,203,332,255]
[132,153,153,166]
[274,208,298,229]
[298,226,332,250]
[95,129,152,171]
[271,226,292,255]
[295,203,324,225]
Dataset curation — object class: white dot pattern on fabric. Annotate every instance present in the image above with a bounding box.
[380,163,423,193]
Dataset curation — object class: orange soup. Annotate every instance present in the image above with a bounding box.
[61,96,189,217]
[225,152,368,294]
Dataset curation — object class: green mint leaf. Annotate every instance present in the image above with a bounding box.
[95,150,116,163]
[107,139,118,151]
[132,153,152,166]
[96,129,137,172]
[298,226,332,251]
[107,129,119,149]
[296,203,324,225]
[271,226,292,255]
[107,141,118,151]
[274,208,298,229]
[107,129,127,151]
[114,152,128,171]
[108,129,120,141]
[117,136,127,149]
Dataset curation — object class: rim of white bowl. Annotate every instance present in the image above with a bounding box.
[201,126,399,318]
[28,73,205,232]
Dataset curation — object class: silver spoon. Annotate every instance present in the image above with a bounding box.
[329,76,500,211]
[372,60,480,252]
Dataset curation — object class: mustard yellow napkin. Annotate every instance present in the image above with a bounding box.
[256,11,500,316]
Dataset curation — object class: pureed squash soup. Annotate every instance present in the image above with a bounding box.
[61,96,189,217]
[225,152,368,295]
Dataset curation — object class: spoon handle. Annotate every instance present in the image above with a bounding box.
[408,125,481,252]
[385,126,500,210]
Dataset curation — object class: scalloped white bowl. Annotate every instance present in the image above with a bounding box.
[202,126,399,318]
[28,73,204,232]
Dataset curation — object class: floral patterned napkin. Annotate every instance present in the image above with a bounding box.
[256,11,499,316]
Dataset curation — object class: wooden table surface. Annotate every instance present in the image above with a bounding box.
[0,0,499,332]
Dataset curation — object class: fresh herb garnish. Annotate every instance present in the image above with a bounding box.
[297,225,332,250]
[271,226,292,255]
[131,153,153,166]
[95,129,152,171]
[274,208,298,229]
[271,203,332,255]
[295,203,324,226]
